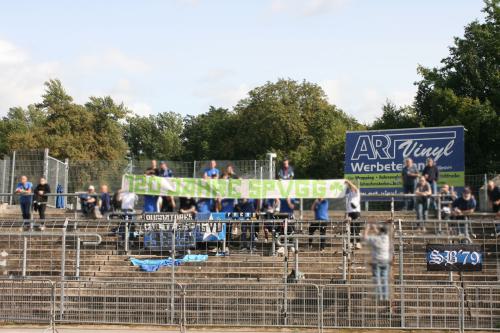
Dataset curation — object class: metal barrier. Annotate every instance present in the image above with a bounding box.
[181,282,320,329]
[463,285,500,330]
[56,280,184,327]
[0,278,56,330]
[1,279,500,331]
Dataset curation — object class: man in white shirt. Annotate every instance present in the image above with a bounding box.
[345,179,362,249]
[363,220,392,301]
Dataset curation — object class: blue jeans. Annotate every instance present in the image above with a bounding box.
[403,182,416,210]
[415,197,429,225]
[20,200,32,221]
[372,263,390,301]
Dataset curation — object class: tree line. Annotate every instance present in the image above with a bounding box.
[0,0,498,178]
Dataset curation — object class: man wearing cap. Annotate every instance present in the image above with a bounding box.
[80,185,98,217]
[278,158,294,180]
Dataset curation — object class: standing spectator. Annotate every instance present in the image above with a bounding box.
[309,198,329,251]
[158,161,175,212]
[203,160,220,179]
[486,180,500,236]
[262,198,279,242]
[278,158,294,180]
[99,185,111,216]
[363,220,392,301]
[401,158,419,210]
[179,197,197,215]
[119,191,138,246]
[80,185,98,218]
[111,188,122,212]
[415,176,432,231]
[345,180,362,249]
[422,158,439,211]
[451,187,476,237]
[15,176,33,227]
[439,184,456,220]
[34,177,51,227]
[145,160,159,176]
[222,164,238,179]
[279,197,296,219]
[236,198,258,251]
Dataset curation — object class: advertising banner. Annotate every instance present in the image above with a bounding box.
[426,244,482,272]
[122,175,346,199]
[344,126,465,195]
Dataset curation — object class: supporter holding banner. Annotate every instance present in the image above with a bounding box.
[121,174,346,199]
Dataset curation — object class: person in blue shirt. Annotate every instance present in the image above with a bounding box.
[309,198,329,250]
[196,198,214,214]
[143,195,158,213]
[15,175,33,223]
[203,160,220,179]
[99,185,111,216]
[262,198,279,242]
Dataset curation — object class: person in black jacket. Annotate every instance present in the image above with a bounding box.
[422,158,439,211]
[34,177,51,227]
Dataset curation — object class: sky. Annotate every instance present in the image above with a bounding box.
[0,0,487,123]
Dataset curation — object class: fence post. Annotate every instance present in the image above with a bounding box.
[75,237,80,278]
[283,218,288,326]
[398,219,405,327]
[9,151,16,205]
[22,235,27,277]
[193,161,197,178]
[171,218,177,324]
[64,159,69,209]
[1,158,6,202]
[59,218,68,319]
[390,196,395,219]
[318,286,323,333]
[483,174,488,212]
[43,148,49,180]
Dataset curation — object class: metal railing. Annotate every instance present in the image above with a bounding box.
[2,279,500,331]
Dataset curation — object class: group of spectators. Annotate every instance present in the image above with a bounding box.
[401,157,496,233]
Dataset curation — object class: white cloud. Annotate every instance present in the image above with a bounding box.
[269,0,350,17]
[320,79,415,124]
[0,39,60,115]
[79,49,150,73]
[193,83,249,109]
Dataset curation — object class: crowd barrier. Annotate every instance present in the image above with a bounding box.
[2,278,499,332]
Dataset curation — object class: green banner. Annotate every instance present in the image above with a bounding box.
[344,171,465,188]
[121,174,346,199]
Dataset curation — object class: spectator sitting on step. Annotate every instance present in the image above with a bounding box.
[439,184,456,220]
[80,185,98,218]
[99,185,111,216]
[451,187,476,237]
[236,198,258,251]
[15,175,33,228]
[111,188,122,212]
[362,220,392,301]
[203,160,220,179]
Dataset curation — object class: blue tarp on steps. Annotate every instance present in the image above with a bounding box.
[130,254,208,272]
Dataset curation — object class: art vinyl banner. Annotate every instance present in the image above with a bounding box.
[344,126,465,195]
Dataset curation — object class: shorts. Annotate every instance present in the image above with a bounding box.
[348,212,361,220]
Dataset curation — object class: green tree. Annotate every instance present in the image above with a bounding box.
[371,101,420,130]
[413,0,500,172]
[127,111,184,160]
